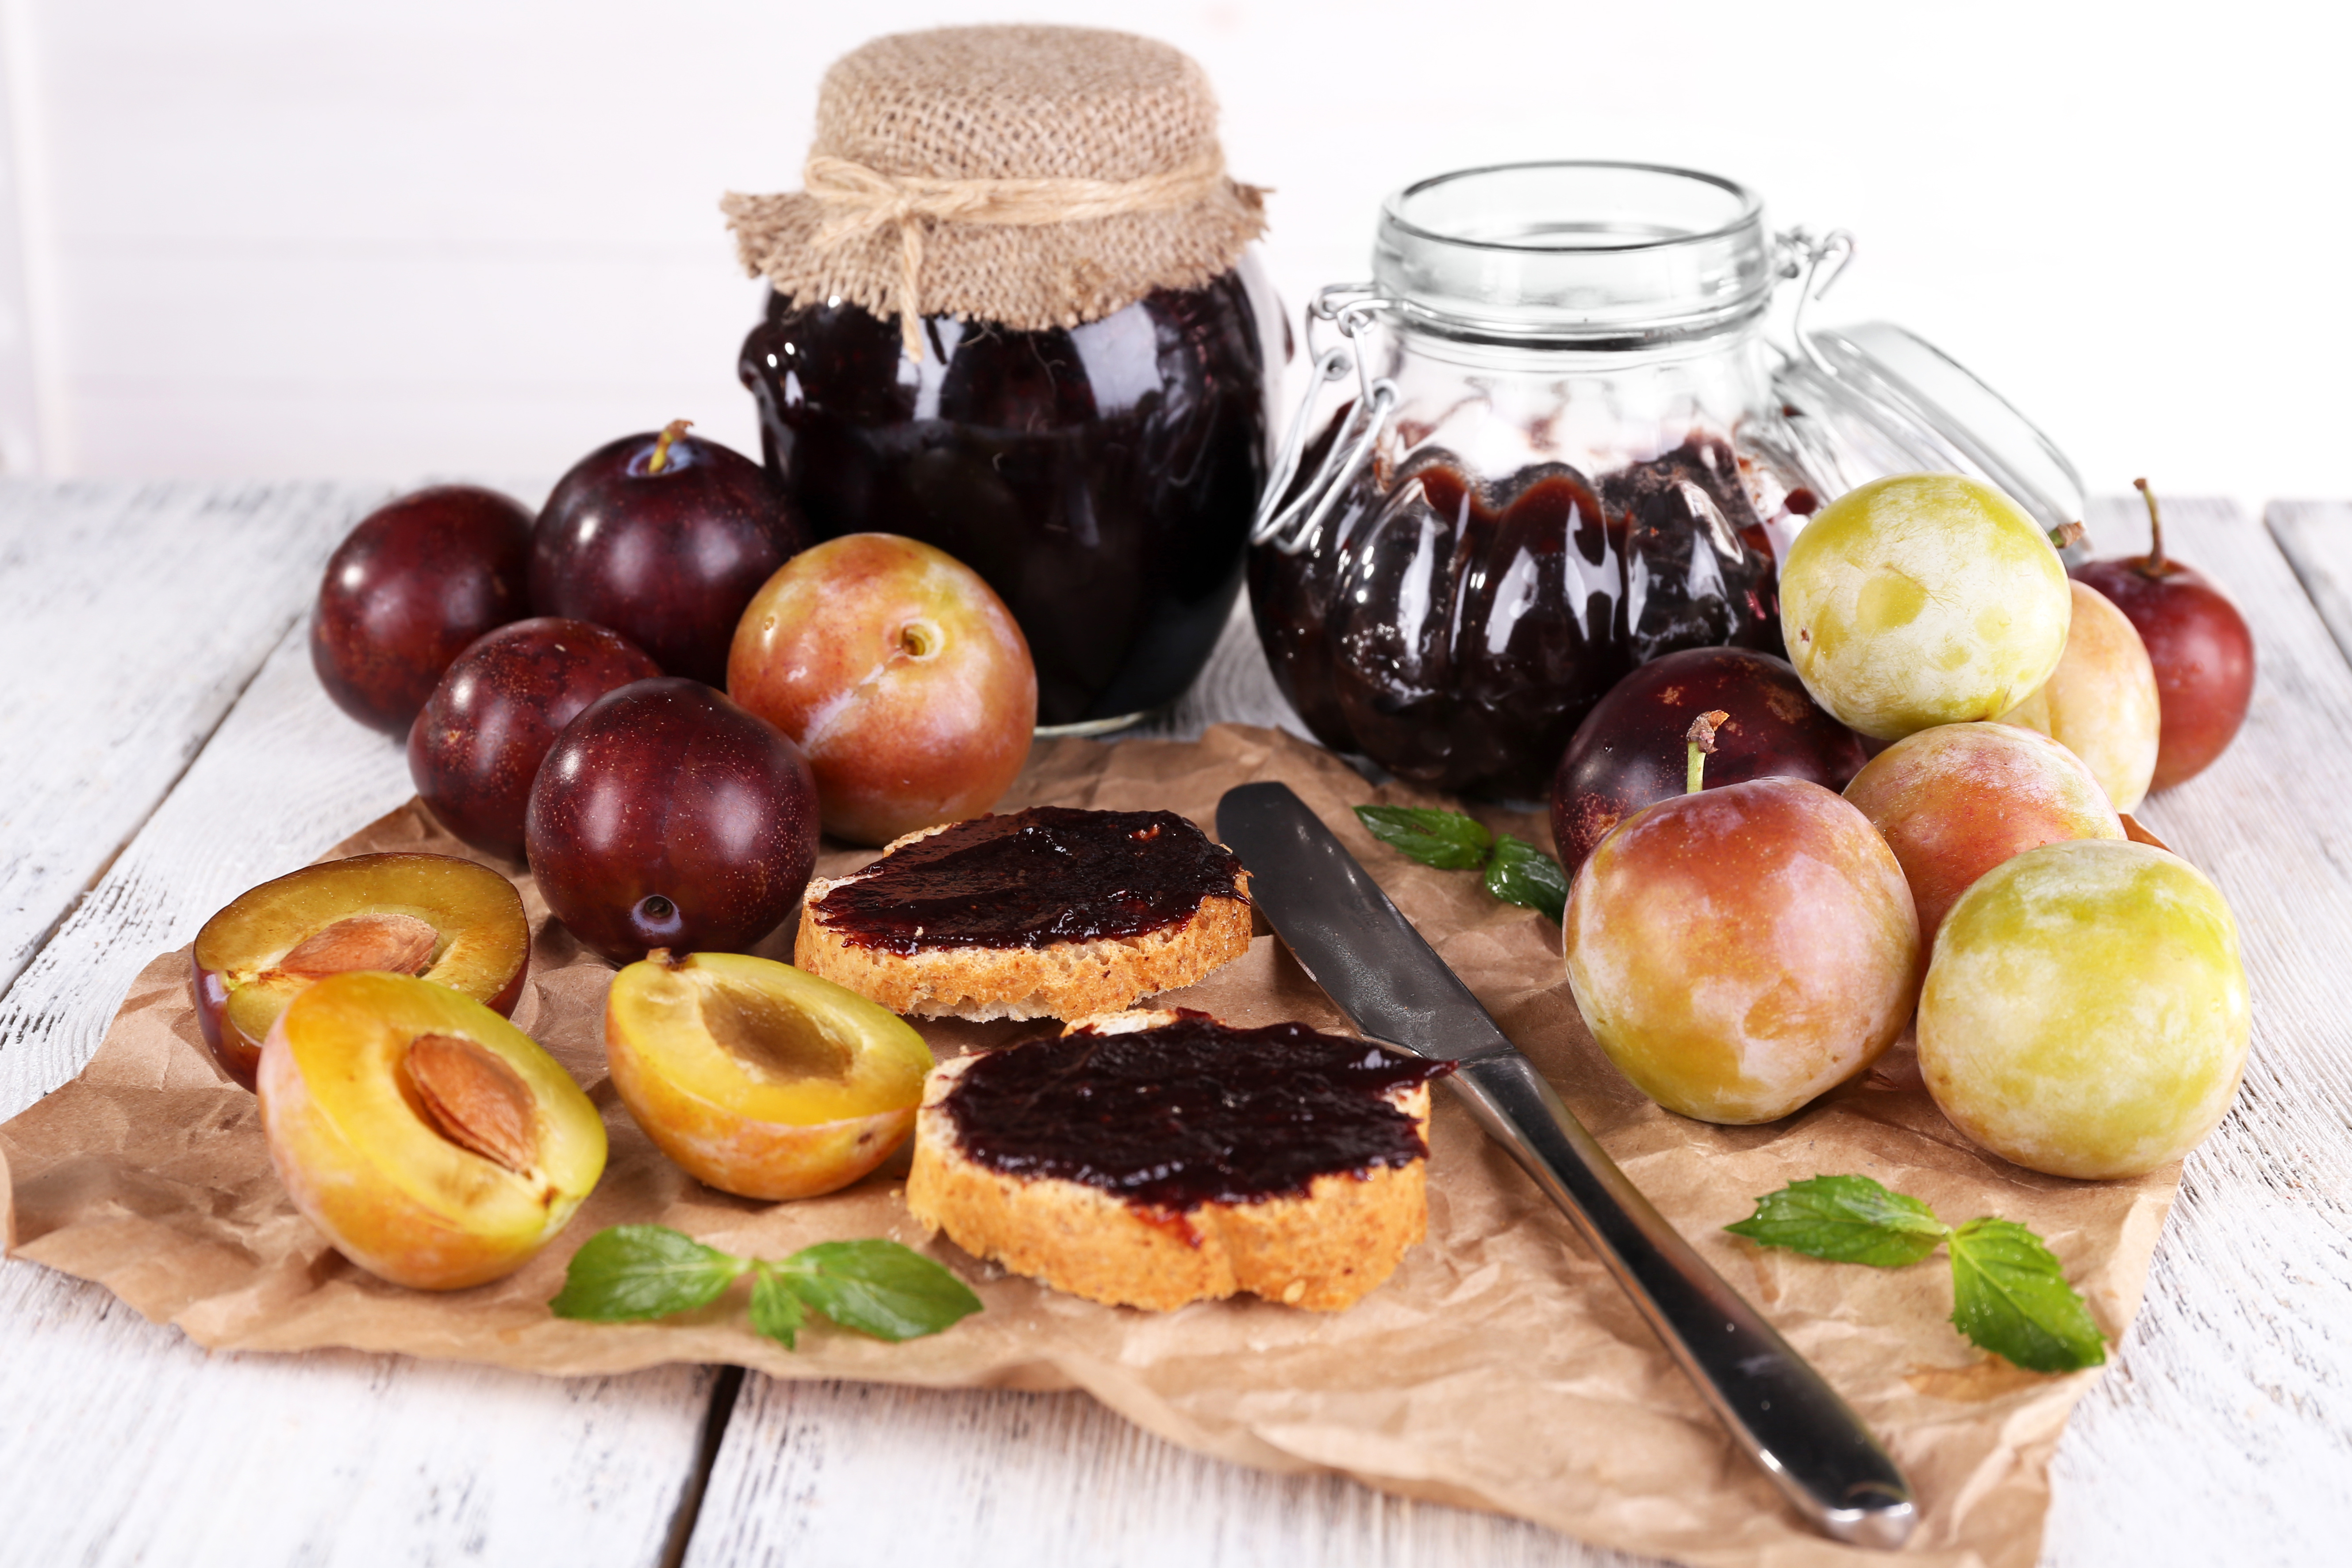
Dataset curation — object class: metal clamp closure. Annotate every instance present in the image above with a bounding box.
[1774,227,1856,377]
[1249,284,1399,556]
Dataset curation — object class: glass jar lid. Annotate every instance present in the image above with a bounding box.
[1769,319,2087,546]
[1372,161,1775,346]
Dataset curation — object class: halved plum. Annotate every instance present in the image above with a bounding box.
[192,852,530,1090]
[257,971,606,1290]
[605,949,932,1200]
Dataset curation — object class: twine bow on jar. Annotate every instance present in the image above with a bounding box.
[801,149,1234,361]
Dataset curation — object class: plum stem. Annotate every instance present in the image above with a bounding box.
[2133,477,2168,571]
[1684,709,1729,794]
[648,419,694,476]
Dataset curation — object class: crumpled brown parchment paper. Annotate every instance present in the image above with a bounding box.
[1,725,2176,1568]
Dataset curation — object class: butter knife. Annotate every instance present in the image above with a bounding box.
[1216,781,1917,1549]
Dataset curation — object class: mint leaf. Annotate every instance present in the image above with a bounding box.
[748,1265,807,1350]
[1353,805,1492,871]
[1947,1218,2107,1373]
[1484,834,1569,923]
[776,1240,983,1343]
[1727,1175,1950,1267]
[550,1225,747,1321]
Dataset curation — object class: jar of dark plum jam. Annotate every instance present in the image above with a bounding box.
[1253,162,2084,797]
[741,263,1278,733]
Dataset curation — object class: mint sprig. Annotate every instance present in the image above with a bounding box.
[549,1225,746,1318]
[1727,1175,2106,1373]
[1483,834,1570,923]
[1948,1218,2109,1374]
[1354,804,1492,870]
[1354,806,1569,922]
[1725,1174,1948,1267]
[550,1225,981,1350]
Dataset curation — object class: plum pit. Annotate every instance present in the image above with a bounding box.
[277,913,440,980]
[404,1032,540,1174]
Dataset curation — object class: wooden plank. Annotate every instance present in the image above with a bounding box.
[0,1260,724,1568]
[9,485,2348,1564]
[0,618,415,1111]
[0,479,383,1003]
[0,11,54,475]
[2033,496,2352,1564]
[2265,500,2352,669]
[0,497,725,1564]
[687,1380,1654,1568]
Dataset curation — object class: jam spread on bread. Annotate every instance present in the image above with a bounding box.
[938,1015,1452,1211]
[814,806,1247,954]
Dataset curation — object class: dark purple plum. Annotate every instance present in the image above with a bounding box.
[2071,480,2255,791]
[1550,646,1866,874]
[530,421,810,686]
[311,485,533,732]
[525,677,819,965]
[407,617,662,861]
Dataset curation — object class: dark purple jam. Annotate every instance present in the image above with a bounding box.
[1249,427,1782,798]
[740,277,1269,727]
[813,805,1246,955]
[941,1015,1453,1212]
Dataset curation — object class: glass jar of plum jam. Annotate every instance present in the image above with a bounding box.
[742,262,1280,734]
[1252,161,2083,797]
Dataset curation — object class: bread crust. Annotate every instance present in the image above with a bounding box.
[794,822,1252,1021]
[903,1038,1433,1313]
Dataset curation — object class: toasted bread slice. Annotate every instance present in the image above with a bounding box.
[903,1011,1440,1312]
[794,816,1251,1021]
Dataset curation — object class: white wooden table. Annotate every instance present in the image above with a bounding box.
[3,482,2348,1567]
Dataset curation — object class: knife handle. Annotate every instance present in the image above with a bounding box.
[1448,1053,1917,1549]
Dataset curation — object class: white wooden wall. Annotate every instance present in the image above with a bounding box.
[0,0,2345,503]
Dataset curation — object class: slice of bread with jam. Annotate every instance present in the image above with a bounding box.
[904,1009,1450,1311]
[794,807,1251,1021]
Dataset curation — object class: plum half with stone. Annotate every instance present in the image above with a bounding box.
[311,485,533,733]
[1999,580,2161,812]
[1779,473,2071,740]
[605,950,933,1200]
[257,971,607,1289]
[1843,722,2125,945]
[728,533,1037,847]
[1919,838,2249,1180]
[191,852,530,1090]
[1563,712,1922,1124]
[407,617,662,861]
[2071,480,2256,791]
[526,678,819,965]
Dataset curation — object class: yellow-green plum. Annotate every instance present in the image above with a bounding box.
[1999,580,2161,813]
[1563,777,1921,1124]
[1779,474,2071,740]
[1918,839,2248,1180]
[1843,721,2124,945]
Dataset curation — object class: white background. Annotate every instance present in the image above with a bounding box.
[0,0,2343,511]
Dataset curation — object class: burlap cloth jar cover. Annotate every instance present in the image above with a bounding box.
[721,24,1268,359]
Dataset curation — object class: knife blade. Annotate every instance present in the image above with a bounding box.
[1216,781,1917,1549]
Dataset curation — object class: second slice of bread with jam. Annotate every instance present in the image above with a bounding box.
[903,1009,1451,1312]
[793,806,1251,1021]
